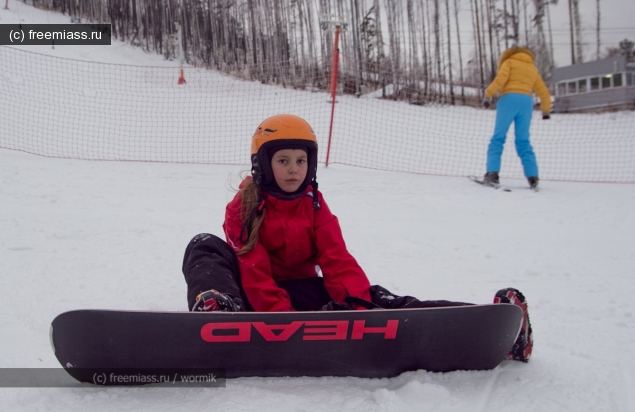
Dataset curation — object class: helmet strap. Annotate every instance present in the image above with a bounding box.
[311,179,320,210]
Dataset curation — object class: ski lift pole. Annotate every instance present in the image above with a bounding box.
[325,24,341,167]
[328,25,341,103]
[176,22,186,85]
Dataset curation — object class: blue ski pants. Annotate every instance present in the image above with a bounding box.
[486,93,538,178]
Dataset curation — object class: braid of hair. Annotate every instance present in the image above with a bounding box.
[237,179,265,255]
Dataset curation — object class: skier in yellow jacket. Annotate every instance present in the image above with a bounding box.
[482,45,552,190]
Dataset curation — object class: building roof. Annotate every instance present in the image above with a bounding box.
[552,56,632,83]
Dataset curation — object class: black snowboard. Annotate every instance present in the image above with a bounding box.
[50,304,522,384]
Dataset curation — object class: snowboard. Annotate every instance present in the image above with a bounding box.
[50,304,522,385]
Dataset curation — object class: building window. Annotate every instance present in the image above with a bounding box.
[590,77,600,90]
[613,73,623,87]
[578,79,587,93]
[628,73,634,86]
[557,82,566,95]
[568,81,577,94]
[602,75,612,89]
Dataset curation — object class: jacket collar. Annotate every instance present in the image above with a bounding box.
[498,46,535,69]
[263,184,313,203]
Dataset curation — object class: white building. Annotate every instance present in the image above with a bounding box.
[552,56,635,113]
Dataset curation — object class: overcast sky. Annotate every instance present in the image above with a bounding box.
[522,0,634,67]
[450,0,634,68]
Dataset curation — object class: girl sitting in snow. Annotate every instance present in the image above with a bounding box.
[181,114,533,362]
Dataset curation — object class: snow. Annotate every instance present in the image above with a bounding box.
[2,4,635,412]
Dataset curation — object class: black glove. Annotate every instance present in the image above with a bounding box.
[483,97,491,109]
[319,301,353,311]
[192,290,243,312]
[345,295,382,309]
[542,114,550,120]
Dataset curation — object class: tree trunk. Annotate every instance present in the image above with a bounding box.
[453,0,466,103]
[473,0,486,95]
[596,0,601,59]
[445,0,455,104]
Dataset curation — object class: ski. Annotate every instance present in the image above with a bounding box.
[468,175,512,192]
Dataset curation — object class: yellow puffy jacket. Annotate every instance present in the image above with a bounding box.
[485,47,552,114]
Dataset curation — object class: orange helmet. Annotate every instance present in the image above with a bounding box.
[251,114,317,155]
[250,114,319,203]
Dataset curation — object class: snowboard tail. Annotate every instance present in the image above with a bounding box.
[51,305,522,384]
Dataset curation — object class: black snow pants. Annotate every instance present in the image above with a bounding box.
[182,233,333,311]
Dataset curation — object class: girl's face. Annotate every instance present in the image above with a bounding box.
[271,149,308,193]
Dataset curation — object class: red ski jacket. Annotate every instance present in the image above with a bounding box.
[223,179,372,312]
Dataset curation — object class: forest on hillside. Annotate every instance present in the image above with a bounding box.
[28,0,593,105]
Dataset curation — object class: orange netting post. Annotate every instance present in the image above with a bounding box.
[325,25,341,168]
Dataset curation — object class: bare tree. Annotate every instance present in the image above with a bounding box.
[417,0,431,101]
[472,0,486,93]
[546,0,556,67]
[384,0,401,99]
[532,0,550,67]
[502,0,509,48]
[453,0,466,103]
[485,0,496,80]
[433,0,442,99]
[572,0,583,62]
[445,0,455,104]
[510,0,520,42]
[606,38,635,61]
[596,0,601,60]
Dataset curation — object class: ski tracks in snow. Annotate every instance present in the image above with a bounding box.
[472,366,502,412]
